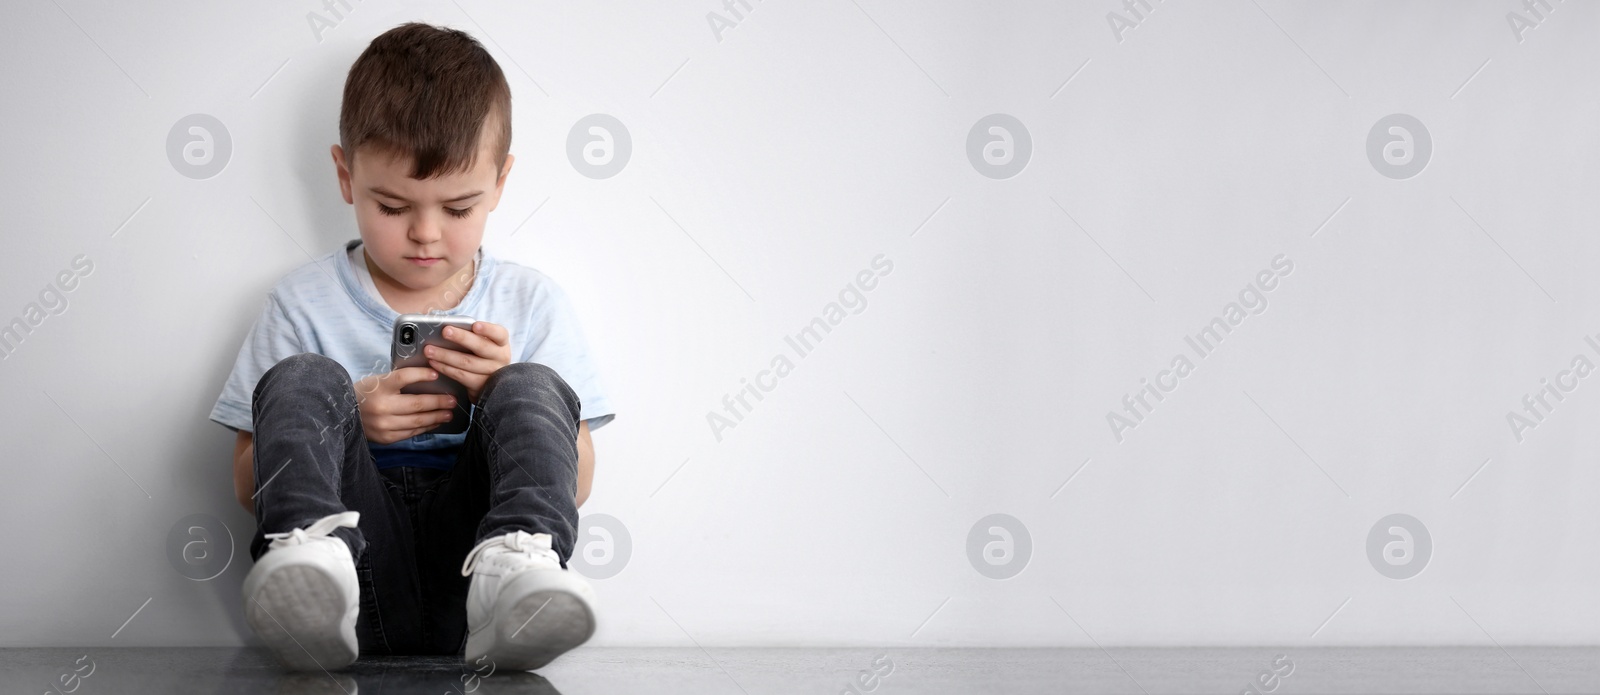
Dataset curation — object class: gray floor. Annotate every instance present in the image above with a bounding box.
[3,646,1598,694]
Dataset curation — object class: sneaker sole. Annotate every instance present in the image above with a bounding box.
[245,564,358,672]
[467,576,595,671]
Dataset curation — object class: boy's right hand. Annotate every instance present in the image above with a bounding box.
[353,367,458,445]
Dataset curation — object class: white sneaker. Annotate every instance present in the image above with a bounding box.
[243,511,362,672]
[461,530,597,671]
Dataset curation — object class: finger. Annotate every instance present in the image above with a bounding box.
[393,393,458,415]
[397,409,454,430]
[440,324,487,357]
[388,366,441,388]
[428,347,494,377]
[443,323,507,357]
[429,359,473,393]
[473,321,510,347]
[394,425,434,442]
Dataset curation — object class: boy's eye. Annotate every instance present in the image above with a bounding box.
[375,203,473,219]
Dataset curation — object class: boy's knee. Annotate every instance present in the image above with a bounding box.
[259,353,351,395]
[485,362,577,408]
[277,352,346,378]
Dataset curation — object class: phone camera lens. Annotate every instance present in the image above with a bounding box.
[400,324,416,345]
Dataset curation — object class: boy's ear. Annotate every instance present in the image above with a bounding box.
[332,144,355,205]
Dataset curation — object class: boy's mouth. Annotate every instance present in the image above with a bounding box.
[407,256,442,266]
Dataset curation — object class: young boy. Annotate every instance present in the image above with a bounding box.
[207,22,615,672]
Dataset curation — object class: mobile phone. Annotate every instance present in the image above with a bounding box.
[391,313,477,435]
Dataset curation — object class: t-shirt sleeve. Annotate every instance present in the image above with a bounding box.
[525,282,616,431]
[209,293,304,434]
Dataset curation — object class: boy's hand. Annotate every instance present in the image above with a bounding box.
[353,367,458,445]
[425,321,513,405]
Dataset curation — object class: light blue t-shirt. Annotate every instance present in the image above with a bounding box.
[209,238,615,467]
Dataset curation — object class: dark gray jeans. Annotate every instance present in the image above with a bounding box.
[247,352,582,656]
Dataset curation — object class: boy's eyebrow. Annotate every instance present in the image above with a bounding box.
[368,186,484,204]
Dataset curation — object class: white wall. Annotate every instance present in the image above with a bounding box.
[0,0,1595,648]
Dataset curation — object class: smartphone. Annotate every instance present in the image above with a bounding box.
[390,313,477,435]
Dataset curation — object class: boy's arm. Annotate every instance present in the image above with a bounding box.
[576,420,594,508]
[233,431,254,514]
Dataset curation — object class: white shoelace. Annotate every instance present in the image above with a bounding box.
[263,511,361,550]
[460,530,559,577]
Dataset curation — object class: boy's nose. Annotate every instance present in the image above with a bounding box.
[409,221,442,243]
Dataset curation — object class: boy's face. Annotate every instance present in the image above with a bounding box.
[331,131,513,297]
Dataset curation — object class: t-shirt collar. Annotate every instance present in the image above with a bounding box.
[335,238,490,325]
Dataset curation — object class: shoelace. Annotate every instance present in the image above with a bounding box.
[460,530,559,577]
[263,511,361,550]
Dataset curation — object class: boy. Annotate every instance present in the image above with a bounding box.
[207,22,615,672]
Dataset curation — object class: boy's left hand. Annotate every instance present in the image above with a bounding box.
[426,321,513,405]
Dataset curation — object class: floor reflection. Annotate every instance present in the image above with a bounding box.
[7,646,1600,694]
[219,651,562,695]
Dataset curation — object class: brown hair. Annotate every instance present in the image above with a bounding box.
[339,22,511,180]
